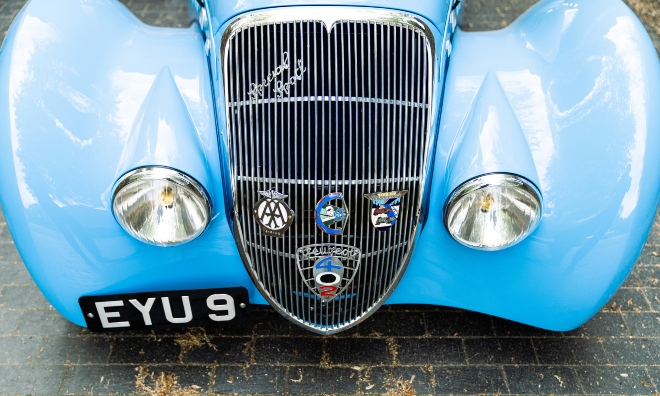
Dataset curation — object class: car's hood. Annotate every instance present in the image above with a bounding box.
[207,0,451,33]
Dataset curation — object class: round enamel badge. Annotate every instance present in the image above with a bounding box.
[253,190,294,237]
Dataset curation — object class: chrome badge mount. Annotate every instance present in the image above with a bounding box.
[315,192,349,235]
[296,244,362,302]
[253,190,294,237]
[364,191,408,231]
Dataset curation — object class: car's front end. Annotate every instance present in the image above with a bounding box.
[1,0,659,335]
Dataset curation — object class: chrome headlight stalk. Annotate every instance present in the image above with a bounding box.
[444,173,542,251]
[112,167,212,247]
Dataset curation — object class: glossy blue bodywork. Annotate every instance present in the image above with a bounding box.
[0,0,659,331]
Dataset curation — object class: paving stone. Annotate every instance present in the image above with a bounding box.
[143,364,212,391]
[359,366,434,395]
[0,222,8,240]
[638,249,660,265]
[61,364,140,394]
[38,336,112,364]
[0,243,23,265]
[0,261,33,285]
[0,309,21,335]
[324,337,393,365]
[492,316,560,337]
[534,338,608,365]
[0,364,67,395]
[254,336,323,365]
[182,336,252,364]
[645,228,660,246]
[393,366,436,395]
[464,337,536,364]
[434,366,508,395]
[645,366,660,392]
[0,335,43,364]
[251,309,292,336]
[396,337,465,365]
[635,266,660,288]
[564,312,630,337]
[343,311,426,337]
[641,338,660,364]
[287,366,359,394]
[16,309,81,336]
[643,288,660,311]
[213,364,286,394]
[108,336,180,364]
[0,285,52,309]
[210,321,255,336]
[623,267,644,288]
[575,366,654,395]
[624,313,660,336]
[357,366,388,394]
[606,288,652,312]
[602,338,655,365]
[427,311,494,336]
[505,366,582,395]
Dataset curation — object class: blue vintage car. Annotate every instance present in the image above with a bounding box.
[0,0,659,335]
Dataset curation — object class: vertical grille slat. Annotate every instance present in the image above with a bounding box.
[222,8,435,334]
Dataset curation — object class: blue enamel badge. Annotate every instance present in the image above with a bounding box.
[315,192,349,235]
[364,191,408,231]
[296,243,361,302]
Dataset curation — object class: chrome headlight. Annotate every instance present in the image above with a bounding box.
[112,167,211,247]
[444,173,542,251]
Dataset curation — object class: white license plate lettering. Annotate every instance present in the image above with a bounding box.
[80,287,249,332]
[207,294,236,321]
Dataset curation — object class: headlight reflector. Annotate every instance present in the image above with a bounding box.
[112,167,211,246]
[444,173,542,251]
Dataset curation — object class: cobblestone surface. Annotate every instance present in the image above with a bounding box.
[1,0,660,394]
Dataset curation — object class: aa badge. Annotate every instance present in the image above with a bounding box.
[364,190,408,231]
[253,190,294,237]
[296,244,361,302]
[315,192,349,235]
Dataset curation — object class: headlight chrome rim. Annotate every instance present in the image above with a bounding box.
[443,173,542,251]
[112,166,212,247]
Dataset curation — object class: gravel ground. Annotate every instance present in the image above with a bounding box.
[1,0,660,395]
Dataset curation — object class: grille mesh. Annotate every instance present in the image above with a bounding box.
[223,11,434,333]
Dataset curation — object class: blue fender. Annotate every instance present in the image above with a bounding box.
[0,0,264,327]
[388,0,660,330]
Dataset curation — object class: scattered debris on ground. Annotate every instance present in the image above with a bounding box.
[383,375,417,396]
[135,366,202,396]
[173,328,216,363]
[386,337,400,364]
[290,368,304,383]
[320,344,332,368]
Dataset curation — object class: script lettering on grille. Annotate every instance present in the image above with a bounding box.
[297,245,361,261]
[247,51,306,100]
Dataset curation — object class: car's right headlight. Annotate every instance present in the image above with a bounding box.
[444,173,542,251]
[112,166,211,247]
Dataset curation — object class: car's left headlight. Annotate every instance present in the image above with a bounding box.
[112,166,211,246]
[444,173,542,251]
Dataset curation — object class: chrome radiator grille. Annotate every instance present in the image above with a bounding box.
[222,8,434,334]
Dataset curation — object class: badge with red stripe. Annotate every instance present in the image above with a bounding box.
[296,243,361,302]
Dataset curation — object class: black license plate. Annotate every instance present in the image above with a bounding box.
[79,287,249,332]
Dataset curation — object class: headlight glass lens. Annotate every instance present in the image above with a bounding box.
[444,173,542,251]
[112,167,211,246]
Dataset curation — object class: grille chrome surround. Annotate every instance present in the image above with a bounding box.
[221,7,435,334]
